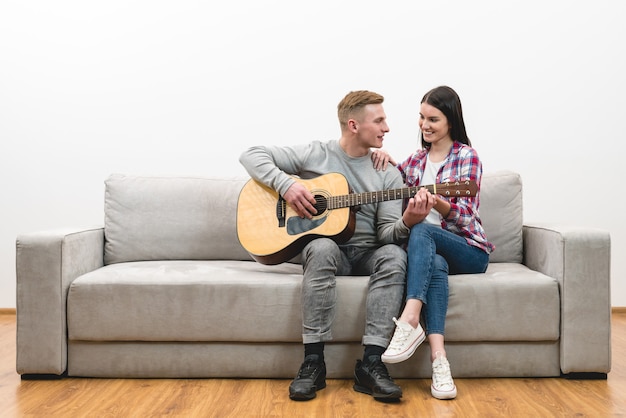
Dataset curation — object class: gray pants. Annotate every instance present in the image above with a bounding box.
[300,238,406,348]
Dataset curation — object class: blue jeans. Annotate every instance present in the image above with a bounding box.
[406,223,489,336]
[301,238,406,348]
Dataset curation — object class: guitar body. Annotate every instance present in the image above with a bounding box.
[237,172,476,265]
[237,173,356,265]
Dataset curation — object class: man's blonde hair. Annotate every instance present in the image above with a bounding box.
[337,90,384,129]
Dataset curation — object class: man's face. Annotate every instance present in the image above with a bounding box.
[354,103,389,149]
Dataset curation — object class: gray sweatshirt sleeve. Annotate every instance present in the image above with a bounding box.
[239,144,312,197]
[375,174,411,244]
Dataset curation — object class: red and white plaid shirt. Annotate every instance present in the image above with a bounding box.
[397,141,495,254]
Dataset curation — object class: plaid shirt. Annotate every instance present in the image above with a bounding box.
[398,141,495,254]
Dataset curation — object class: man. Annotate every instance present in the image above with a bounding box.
[239,90,412,402]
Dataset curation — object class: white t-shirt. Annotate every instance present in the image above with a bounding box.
[421,154,444,225]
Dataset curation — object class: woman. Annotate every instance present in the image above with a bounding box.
[375,86,494,400]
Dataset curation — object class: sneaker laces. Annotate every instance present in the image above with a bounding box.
[387,317,413,351]
[297,356,322,379]
[366,357,393,381]
[432,354,454,389]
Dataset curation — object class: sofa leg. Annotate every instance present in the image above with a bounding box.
[561,372,607,380]
[20,371,67,380]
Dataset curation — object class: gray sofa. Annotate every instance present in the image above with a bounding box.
[16,170,612,379]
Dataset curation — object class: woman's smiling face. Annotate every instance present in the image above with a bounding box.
[419,102,452,146]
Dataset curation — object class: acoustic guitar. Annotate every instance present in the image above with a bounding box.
[236,172,477,265]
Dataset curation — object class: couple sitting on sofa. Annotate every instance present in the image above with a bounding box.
[238,86,493,402]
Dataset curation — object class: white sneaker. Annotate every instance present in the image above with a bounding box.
[381,317,425,364]
[431,351,457,399]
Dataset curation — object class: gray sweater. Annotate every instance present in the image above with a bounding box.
[239,140,410,249]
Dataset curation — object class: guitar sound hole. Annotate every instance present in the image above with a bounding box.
[314,195,328,214]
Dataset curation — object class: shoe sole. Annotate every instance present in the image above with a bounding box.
[431,385,457,400]
[353,384,402,400]
[381,331,426,364]
[289,381,326,401]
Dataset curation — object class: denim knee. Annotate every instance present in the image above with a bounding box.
[372,244,407,283]
[302,238,341,270]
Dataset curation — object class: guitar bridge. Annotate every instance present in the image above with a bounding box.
[276,196,287,228]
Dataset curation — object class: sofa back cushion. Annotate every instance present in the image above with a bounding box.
[479,170,523,263]
[104,174,252,265]
[103,171,523,265]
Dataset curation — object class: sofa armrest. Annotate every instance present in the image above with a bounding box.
[522,223,611,375]
[16,227,104,376]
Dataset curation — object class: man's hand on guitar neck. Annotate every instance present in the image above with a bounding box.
[284,182,318,219]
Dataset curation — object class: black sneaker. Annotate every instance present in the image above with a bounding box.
[353,356,402,401]
[289,355,327,401]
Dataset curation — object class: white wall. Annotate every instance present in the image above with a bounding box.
[1,1,624,308]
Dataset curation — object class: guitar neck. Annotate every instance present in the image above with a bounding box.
[327,181,475,210]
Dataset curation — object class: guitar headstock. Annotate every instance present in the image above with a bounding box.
[436,180,477,197]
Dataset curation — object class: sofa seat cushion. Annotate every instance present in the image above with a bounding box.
[446,263,560,341]
[67,260,560,343]
[69,260,306,342]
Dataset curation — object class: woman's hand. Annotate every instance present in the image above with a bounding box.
[371,149,397,171]
[402,187,437,227]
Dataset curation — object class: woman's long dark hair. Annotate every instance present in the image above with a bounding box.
[420,86,471,149]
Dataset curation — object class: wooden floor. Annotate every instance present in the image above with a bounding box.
[2,313,625,417]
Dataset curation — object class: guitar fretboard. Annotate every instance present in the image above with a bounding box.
[328,185,436,209]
